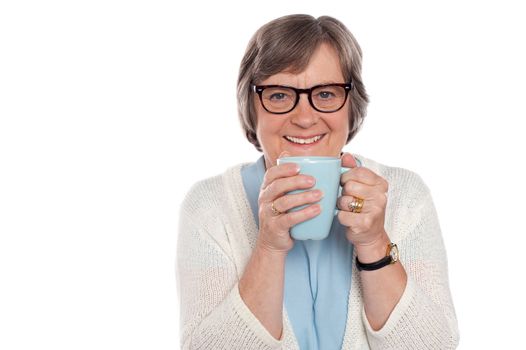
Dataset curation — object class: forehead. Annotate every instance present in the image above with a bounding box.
[261,43,344,87]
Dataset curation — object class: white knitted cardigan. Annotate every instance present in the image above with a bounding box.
[177,154,459,349]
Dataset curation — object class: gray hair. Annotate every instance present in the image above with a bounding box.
[237,14,369,152]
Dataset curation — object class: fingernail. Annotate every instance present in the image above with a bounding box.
[292,164,300,173]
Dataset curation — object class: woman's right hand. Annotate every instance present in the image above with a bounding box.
[257,157,323,254]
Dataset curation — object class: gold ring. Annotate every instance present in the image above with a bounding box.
[271,201,282,216]
[348,197,364,213]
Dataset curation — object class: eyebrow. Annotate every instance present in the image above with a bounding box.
[261,81,343,87]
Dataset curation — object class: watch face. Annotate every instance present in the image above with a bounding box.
[390,244,399,262]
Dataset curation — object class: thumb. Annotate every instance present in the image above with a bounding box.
[340,152,358,168]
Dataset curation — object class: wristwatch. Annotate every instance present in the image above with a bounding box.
[355,243,399,271]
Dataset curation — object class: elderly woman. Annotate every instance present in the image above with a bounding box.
[177,14,459,350]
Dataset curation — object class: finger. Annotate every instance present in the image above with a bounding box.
[261,162,300,190]
[275,204,321,231]
[337,192,387,213]
[336,194,369,212]
[341,166,385,187]
[337,195,360,211]
[336,209,361,227]
[260,173,316,202]
[273,189,323,214]
[340,152,358,169]
[342,180,377,199]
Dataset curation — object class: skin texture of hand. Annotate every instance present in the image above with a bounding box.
[338,152,408,331]
[239,151,325,340]
[256,151,323,253]
[338,152,390,248]
[241,151,406,337]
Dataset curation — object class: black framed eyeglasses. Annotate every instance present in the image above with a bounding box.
[252,82,352,114]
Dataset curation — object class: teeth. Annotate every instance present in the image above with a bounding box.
[285,135,323,144]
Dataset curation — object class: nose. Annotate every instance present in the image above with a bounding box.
[289,94,319,128]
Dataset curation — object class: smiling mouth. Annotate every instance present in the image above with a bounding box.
[283,134,326,145]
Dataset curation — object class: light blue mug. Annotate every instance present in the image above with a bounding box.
[277,156,358,240]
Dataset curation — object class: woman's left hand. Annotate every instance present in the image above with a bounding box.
[337,153,389,247]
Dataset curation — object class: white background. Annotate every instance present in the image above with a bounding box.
[1,0,525,349]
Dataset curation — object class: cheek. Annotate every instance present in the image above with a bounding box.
[328,112,350,147]
[330,111,350,134]
[255,114,282,147]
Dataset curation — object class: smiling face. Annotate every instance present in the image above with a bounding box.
[255,43,350,169]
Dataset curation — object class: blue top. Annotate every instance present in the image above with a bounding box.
[241,156,358,350]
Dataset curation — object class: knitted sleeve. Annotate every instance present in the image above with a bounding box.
[362,174,460,349]
[177,180,282,349]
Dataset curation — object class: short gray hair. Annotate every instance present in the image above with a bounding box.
[237,14,369,152]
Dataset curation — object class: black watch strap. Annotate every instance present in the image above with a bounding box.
[355,255,392,271]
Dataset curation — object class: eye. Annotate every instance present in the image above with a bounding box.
[312,85,345,102]
[316,90,336,99]
[269,92,288,101]
[263,87,294,103]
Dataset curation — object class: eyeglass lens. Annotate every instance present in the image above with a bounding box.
[261,85,347,113]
